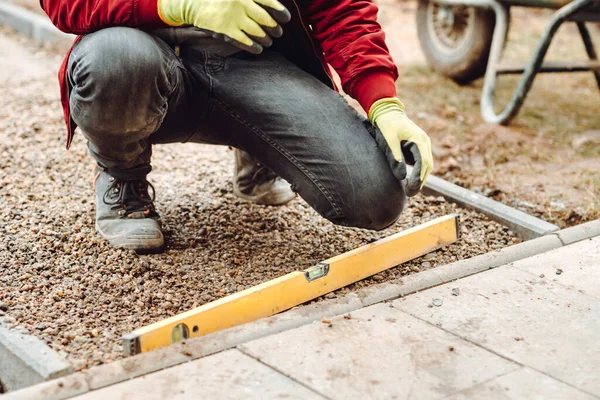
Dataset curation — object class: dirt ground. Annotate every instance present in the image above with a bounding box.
[384,2,599,227]
[380,0,599,228]
[0,0,597,369]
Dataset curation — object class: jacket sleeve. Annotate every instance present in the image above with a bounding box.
[302,0,399,113]
[40,0,167,34]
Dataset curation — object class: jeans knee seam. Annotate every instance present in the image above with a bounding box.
[213,99,344,218]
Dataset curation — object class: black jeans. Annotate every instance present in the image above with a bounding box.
[68,27,406,230]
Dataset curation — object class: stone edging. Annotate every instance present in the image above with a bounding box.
[5,219,598,399]
[0,2,74,48]
[0,317,73,393]
[410,166,560,241]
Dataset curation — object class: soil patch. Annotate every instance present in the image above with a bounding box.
[397,7,600,226]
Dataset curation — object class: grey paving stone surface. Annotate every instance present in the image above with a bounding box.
[513,236,600,299]
[446,368,597,400]
[71,349,324,400]
[240,303,518,400]
[394,262,600,397]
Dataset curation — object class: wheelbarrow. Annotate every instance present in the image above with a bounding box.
[416,0,600,124]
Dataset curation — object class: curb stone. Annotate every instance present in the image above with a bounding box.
[0,317,73,392]
[6,220,599,399]
[553,219,600,245]
[0,4,596,396]
[3,371,89,400]
[0,2,74,48]
[409,166,561,241]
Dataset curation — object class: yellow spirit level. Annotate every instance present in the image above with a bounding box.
[123,214,459,355]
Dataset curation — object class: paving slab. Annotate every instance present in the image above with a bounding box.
[239,303,518,400]
[71,349,324,400]
[446,367,597,400]
[394,252,600,397]
[512,236,600,299]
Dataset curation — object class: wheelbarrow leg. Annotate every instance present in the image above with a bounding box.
[480,0,597,124]
[478,0,511,124]
[576,22,600,90]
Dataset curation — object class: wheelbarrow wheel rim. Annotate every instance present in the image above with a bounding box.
[427,2,477,56]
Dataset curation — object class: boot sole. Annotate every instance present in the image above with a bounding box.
[95,222,165,253]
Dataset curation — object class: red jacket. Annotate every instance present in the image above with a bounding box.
[41,0,399,149]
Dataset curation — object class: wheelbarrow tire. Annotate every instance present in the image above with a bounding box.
[417,0,503,84]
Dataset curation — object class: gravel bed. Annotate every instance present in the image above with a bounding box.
[0,28,518,370]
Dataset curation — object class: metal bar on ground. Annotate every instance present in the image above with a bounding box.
[122,215,460,355]
[412,167,560,240]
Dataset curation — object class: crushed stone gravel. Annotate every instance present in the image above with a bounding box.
[0,27,518,370]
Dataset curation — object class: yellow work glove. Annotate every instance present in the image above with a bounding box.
[369,98,433,197]
[158,0,291,54]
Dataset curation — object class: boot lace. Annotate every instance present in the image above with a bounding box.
[103,177,157,219]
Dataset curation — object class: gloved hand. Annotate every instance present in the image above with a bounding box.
[369,98,433,197]
[158,0,291,54]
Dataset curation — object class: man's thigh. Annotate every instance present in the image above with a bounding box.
[192,50,406,230]
[67,27,208,169]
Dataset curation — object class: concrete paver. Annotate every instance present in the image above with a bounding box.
[72,349,324,400]
[513,236,600,299]
[446,367,597,400]
[394,245,600,397]
[239,303,518,400]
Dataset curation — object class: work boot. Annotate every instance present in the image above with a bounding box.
[94,164,164,252]
[233,149,295,205]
